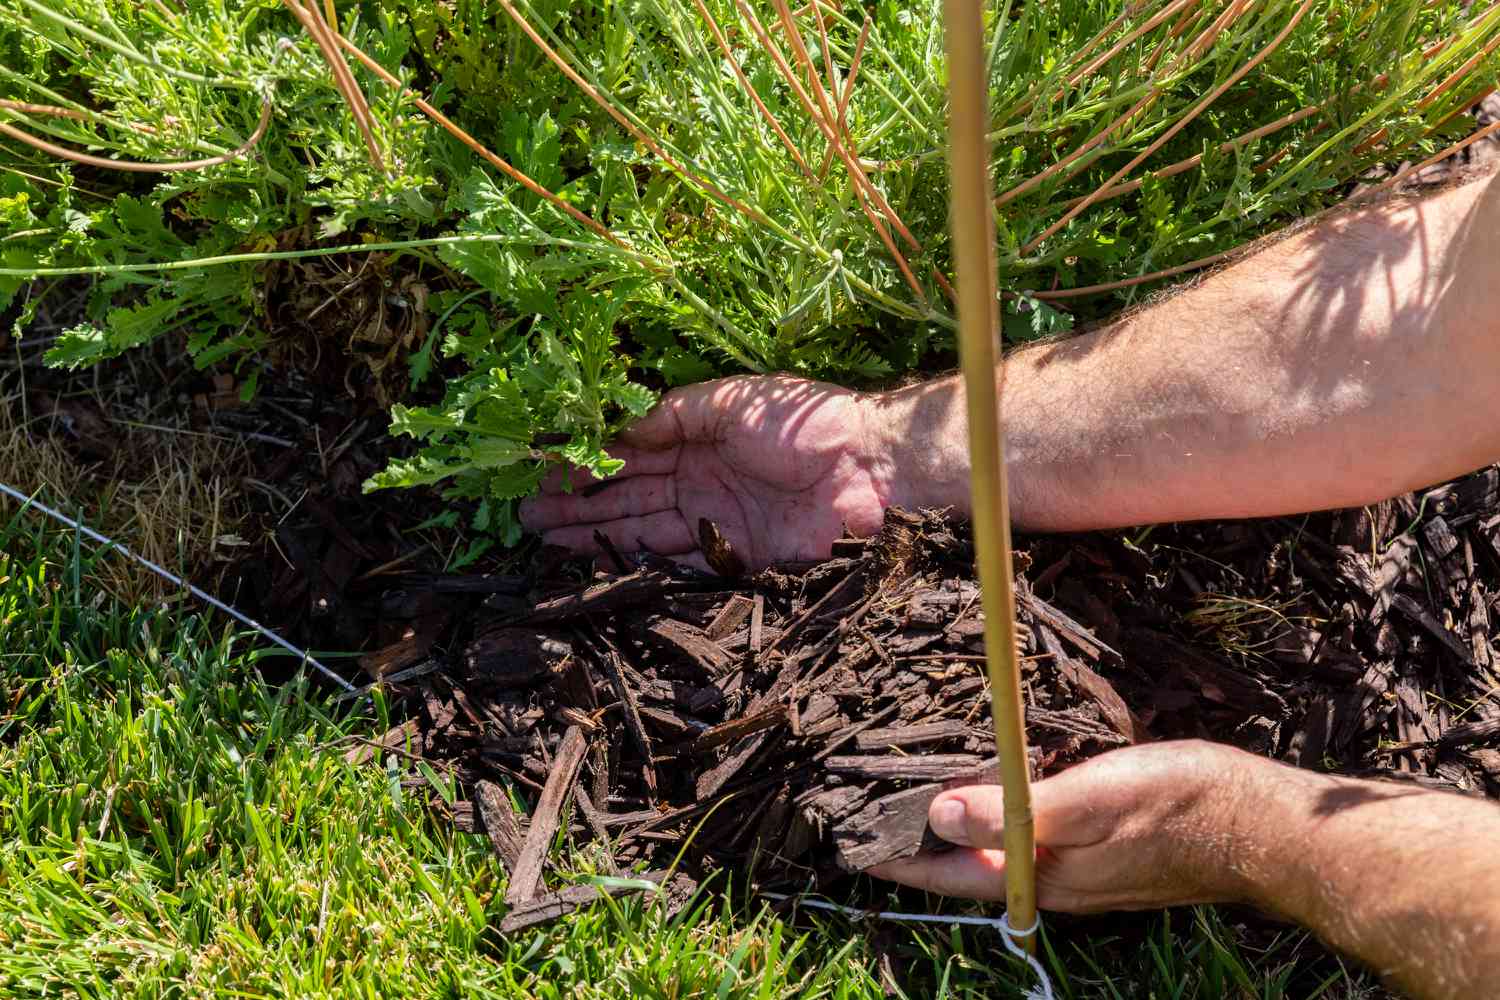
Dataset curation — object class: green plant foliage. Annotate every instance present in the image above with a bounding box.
[2,0,1498,538]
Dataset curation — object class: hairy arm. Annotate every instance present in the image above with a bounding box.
[871,167,1500,530]
[871,742,1500,1000]
[521,168,1500,567]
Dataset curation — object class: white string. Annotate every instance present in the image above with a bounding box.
[761,892,1055,1000]
[0,480,357,692]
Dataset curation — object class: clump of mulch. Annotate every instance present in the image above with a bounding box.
[336,467,1500,931]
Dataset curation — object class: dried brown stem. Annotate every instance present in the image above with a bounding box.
[734,0,928,304]
[998,0,1165,123]
[690,0,814,178]
[1023,0,1317,255]
[334,33,632,254]
[1030,246,1237,299]
[496,0,777,232]
[280,0,384,173]
[817,15,869,179]
[769,0,923,254]
[1060,101,1324,209]
[1035,113,1500,302]
[998,0,1272,209]
[0,90,272,173]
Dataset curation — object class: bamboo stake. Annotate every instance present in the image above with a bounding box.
[941,0,1037,951]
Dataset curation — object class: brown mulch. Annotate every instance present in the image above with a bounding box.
[316,467,1500,929]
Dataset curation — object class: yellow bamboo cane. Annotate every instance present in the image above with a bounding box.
[941,0,1038,950]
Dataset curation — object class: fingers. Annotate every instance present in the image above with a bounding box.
[540,509,697,556]
[521,475,676,532]
[928,787,1008,850]
[867,848,1009,901]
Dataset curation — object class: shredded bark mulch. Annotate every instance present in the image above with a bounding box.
[314,468,1500,930]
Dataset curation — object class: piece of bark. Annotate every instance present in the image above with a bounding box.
[833,760,999,871]
[500,870,669,933]
[512,571,683,624]
[1469,581,1493,670]
[705,594,756,641]
[824,754,985,782]
[475,779,526,873]
[1285,695,1335,767]
[598,649,658,797]
[1036,625,1139,742]
[464,629,570,686]
[1332,659,1394,750]
[358,629,435,680]
[344,717,419,765]
[699,518,747,577]
[646,619,734,677]
[505,726,588,906]
[854,720,969,751]
[696,731,773,800]
[1390,593,1477,668]
[1017,583,1117,662]
[690,703,788,754]
[749,594,765,653]
[1423,515,1461,559]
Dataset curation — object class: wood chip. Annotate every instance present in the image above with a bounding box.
[475,779,525,872]
[505,726,588,906]
[500,870,668,933]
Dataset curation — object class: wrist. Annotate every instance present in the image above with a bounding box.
[857,378,972,515]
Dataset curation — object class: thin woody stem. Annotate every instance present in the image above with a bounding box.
[998,0,1264,210]
[770,0,923,254]
[941,0,1037,954]
[1023,0,1318,256]
[497,0,781,234]
[333,32,646,262]
[0,89,273,172]
[690,0,814,179]
[736,0,928,305]
[280,0,384,172]
[818,15,869,179]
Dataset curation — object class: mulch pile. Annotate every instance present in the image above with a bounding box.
[331,468,1500,932]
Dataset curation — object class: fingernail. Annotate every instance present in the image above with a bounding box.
[930,797,968,844]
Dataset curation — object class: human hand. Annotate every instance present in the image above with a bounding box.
[869,741,1263,913]
[519,375,898,570]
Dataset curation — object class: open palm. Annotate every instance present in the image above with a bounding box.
[519,376,892,570]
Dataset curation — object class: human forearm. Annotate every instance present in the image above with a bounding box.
[866,168,1500,531]
[1220,754,1500,999]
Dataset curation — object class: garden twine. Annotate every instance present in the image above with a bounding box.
[760,892,1055,1000]
[0,480,356,693]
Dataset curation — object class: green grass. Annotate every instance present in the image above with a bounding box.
[0,498,1393,998]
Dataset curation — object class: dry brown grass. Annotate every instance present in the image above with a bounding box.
[0,379,252,604]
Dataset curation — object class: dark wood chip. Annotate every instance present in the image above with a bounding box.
[475,779,526,872]
[500,870,669,933]
[505,726,588,906]
[853,721,969,751]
